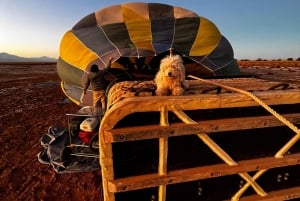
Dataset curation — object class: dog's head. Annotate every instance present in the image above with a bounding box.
[159,54,185,80]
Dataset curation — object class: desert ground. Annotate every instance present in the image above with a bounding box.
[0,60,300,201]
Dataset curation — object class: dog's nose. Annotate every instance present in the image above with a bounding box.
[168,72,172,76]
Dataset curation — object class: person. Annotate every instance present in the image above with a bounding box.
[80,58,113,116]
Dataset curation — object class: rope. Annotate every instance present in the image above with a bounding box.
[170,104,266,196]
[188,75,300,200]
[188,75,300,136]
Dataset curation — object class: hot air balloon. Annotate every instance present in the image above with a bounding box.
[57,2,240,106]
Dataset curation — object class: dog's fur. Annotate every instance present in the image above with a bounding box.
[154,54,189,96]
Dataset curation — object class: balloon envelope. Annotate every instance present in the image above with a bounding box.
[57,2,240,105]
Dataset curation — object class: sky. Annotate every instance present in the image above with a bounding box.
[1,0,300,60]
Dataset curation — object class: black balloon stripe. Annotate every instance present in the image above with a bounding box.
[173,17,200,56]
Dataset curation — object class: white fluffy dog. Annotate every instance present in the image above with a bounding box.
[154,54,189,96]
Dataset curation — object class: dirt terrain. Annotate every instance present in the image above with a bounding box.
[0,63,103,201]
[0,61,299,201]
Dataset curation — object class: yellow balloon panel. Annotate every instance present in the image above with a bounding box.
[122,5,154,52]
[59,31,99,71]
[189,17,221,56]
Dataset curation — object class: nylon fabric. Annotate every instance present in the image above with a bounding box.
[72,26,114,60]
[172,17,200,56]
[73,13,97,30]
[60,31,99,71]
[190,17,221,56]
[206,36,234,68]
[101,23,135,56]
[95,5,123,26]
[173,7,198,18]
[149,3,175,53]
[57,58,83,86]
[149,3,174,19]
[122,5,154,54]
[123,2,150,19]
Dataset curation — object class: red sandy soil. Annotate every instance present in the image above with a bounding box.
[0,61,299,201]
[0,63,103,201]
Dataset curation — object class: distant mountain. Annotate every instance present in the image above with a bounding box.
[0,52,57,62]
